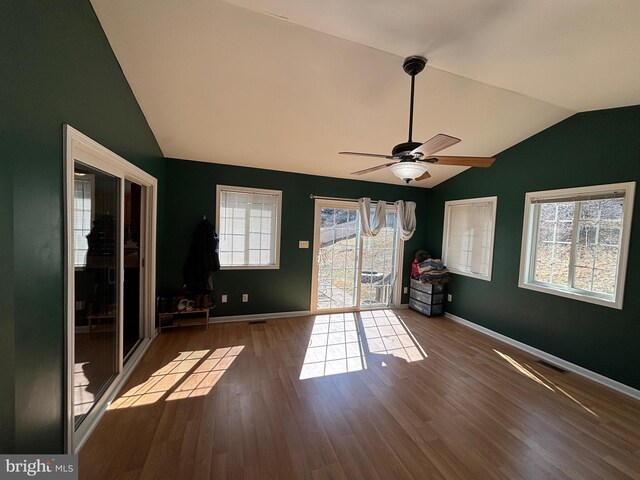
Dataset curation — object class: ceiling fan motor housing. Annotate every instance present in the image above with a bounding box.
[392,141,422,158]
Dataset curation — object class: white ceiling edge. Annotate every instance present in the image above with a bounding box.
[91,0,574,188]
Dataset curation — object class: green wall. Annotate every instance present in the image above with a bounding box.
[0,1,16,454]
[0,148,15,454]
[425,105,640,390]
[161,159,430,316]
[1,0,164,453]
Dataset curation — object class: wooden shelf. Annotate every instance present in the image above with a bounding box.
[158,308,211,333]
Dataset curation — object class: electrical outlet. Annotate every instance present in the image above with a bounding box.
[221,294,227,303]
[447,294,453,302]
[242,293,249,303]
[403,287,408,294]
[299,240,309,249]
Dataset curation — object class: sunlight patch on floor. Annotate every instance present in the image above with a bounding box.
[299,310,426,379]
[300,313,366,379]
[109,347,243,408]
[493,349,598,417]
[166,346,243,401]
[361,310,427,362]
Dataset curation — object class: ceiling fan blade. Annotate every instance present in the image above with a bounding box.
[339,151,394,159]
[424,155,495,167]
[414,171,431,181]
[411,134,461,157]
[350,162,397,175]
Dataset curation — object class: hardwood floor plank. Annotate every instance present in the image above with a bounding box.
[310,462,348,480]
[79,310,640,479]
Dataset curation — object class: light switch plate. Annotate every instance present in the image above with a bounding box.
[447,294,453,302]
[242,293,249,303]
[221,294,227,303]
[299,240,309,249]
[403,287,408,294]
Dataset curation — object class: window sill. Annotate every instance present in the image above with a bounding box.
[448,268,492,282]
[220,264,280,271]
[518,281,621,310]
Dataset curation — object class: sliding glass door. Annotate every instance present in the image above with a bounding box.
[66,125,157,453]
[360,209,399,307]
[123,180,144,360]
[316,206,361,310]
[313,201,401,312]
[73,163,120,427]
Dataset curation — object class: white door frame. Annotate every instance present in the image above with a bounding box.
[310,199,404,314]
[64,125,157,453]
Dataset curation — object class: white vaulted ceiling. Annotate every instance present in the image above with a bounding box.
[91,0,640,187]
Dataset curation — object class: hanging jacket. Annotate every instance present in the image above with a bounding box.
[183,219,220,293]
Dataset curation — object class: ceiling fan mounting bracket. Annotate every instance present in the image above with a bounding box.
[403,56,427,76]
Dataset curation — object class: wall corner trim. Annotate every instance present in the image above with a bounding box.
[445,313,640,401]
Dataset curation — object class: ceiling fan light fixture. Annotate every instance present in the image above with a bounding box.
[389,161,428,183]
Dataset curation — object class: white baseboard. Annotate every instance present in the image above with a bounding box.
[210,305,408,324]
[210,310,312,324]
[445,313,640,401]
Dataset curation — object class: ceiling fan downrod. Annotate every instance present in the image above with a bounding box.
[403,56,427,143]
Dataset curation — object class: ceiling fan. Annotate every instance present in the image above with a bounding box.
[339,56,495,183]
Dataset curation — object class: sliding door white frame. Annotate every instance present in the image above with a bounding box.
[63,125,157,453]
[311,199,404,314]
[311,199,360,313]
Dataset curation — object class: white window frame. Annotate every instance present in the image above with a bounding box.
[215,184,282,270]
[442,196,498,281]
[518,182,635,309]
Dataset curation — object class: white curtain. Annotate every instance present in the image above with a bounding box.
[358,197,387,236]
[395,200,417,240]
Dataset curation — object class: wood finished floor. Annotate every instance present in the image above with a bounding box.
[79,310,640,479]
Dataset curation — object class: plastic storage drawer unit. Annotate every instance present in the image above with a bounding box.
[410,289,445,305]
[410,278,445,294]
[409,297,444,317]
[409,278,446,317]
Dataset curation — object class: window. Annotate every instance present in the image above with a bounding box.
[73,173,94,268]
[519,182,635,309]
[442,196,497,281]
[216,185,282,269]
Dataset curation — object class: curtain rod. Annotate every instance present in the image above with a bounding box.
[309,194,397,204]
